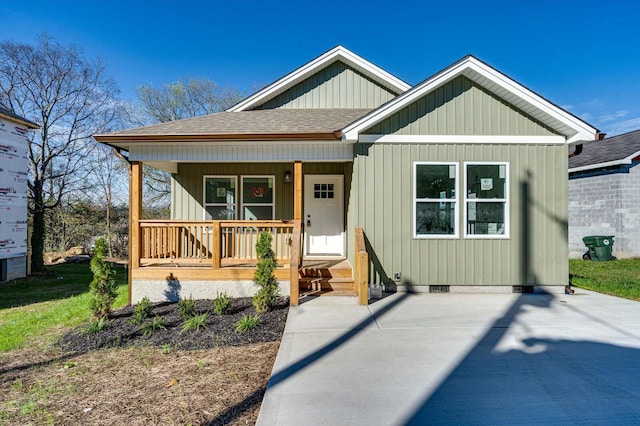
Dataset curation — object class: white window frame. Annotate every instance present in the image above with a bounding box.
[203,175,238,220]
[240,175,275,220]
[413,161,459,239]
[463,162,510,239]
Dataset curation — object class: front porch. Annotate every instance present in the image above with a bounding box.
[128,162,368,305]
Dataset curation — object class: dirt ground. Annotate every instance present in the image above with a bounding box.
[0,298,288,425]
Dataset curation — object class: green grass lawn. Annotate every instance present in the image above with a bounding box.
[0,263,128,351]
[569,258,640,301]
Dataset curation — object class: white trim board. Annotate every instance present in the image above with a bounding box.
[227,46,410,112]
[359,135,566,145]
[343,56,598,144]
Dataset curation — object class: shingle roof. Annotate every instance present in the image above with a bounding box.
[99,109,372,140]
[569,129,640,171]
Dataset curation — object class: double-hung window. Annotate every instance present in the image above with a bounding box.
[204,176,237,220]
[464,162,509,238]
[241,176,275,220]
[414,162,458,238]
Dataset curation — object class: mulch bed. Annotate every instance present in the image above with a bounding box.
[59,297,289,352]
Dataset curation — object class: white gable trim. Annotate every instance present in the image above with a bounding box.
[359,134,566,145]
[227,46,411,112]
[342,56,598,144]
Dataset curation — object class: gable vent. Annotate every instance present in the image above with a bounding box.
[429,285,450,293]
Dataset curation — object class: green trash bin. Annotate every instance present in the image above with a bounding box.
[582,235,615,261]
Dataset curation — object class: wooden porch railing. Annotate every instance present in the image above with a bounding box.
[354,227,369,305]
[139,220,299,267]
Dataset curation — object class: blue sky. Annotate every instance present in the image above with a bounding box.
[1,0,639,135]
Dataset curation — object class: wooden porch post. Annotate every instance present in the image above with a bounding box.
[129,161,142,305]
[293,161,303,220]
[290,161,303,306]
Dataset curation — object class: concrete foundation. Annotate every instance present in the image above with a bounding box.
[387,284,565,295]
[131,279,291,304]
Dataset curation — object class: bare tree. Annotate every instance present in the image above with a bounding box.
[89,145,128,257]
[0,35,120,272]
[131,77,244,208]
[136,76,242,123]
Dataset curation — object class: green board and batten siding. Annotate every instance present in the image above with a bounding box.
[364,76,559,136]
[348,76,567,287]
[254,61,398,110]
[171,162,349,221]
[348,143,568,287]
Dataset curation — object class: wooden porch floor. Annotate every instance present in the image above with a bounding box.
[134,257,357,296]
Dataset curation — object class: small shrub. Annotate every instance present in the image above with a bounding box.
[178,295,196,319]
[213,292,232,315]
[130,297,153,324]
[141,316,166,337]
[181,313,208,332]
[236,314,261,334]
[253,232,279,313]
[89,238,118,319]
[86,317,107,334]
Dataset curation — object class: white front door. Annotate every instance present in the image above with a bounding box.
[304,175,344,256]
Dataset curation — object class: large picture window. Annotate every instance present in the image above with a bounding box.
[204,176,237,220]
[414,162,458,238]
[464,163,509,238]
[241,176,275,220]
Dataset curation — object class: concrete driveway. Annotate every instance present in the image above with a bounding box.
[257,289,640,425]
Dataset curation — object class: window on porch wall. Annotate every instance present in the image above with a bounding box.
[203,175,275,220]
[204,176,237,220]
[241,176,275,220]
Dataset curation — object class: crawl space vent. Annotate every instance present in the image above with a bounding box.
[512,285,534,294]
[429,285,450,293]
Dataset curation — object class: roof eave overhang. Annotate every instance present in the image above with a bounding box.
[227,46,411,112]
[569,151,640,173]
[0,111,40,129]
[341,56,599,144]
[93,132,344,151]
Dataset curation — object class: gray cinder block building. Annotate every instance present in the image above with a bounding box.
[569,129,640,258]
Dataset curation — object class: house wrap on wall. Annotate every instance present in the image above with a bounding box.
[95,46,599,305]
[569,129,640,258]
[0,105,38,282]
